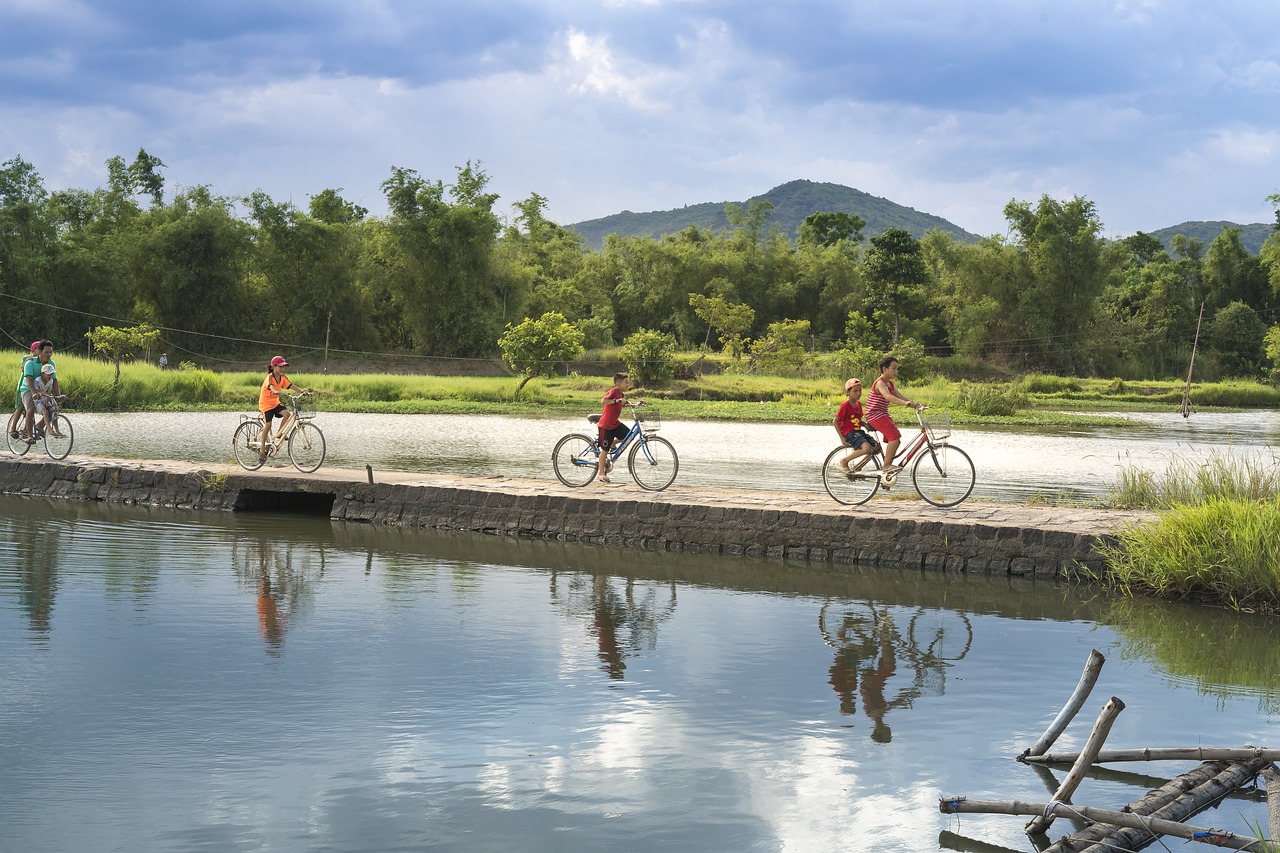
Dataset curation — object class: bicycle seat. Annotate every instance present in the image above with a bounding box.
[588,413,602,425]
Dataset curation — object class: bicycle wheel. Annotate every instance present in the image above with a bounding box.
[288,422,326,473]
[553,433,599,487]
[628,435,678,491]
[822,445,881,505]
[6,421,33,456]
[43,415,74,460]
[233,421,266,470]
[912,444,975,508]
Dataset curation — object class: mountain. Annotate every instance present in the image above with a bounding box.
[1146,221,1274,255]
[566,179,983,250]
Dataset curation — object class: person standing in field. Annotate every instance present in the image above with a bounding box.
[864,354,921,487]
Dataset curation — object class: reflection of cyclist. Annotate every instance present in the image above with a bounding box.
[593,576,626,679]
[257,573,288,655]
[825,606,923,743]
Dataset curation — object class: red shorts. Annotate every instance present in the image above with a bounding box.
[866,415,900,443]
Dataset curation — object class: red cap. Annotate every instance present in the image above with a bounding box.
[30,341,40,352]
[270,356,289,367]
[844,377,862,391]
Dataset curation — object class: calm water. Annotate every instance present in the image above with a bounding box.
[40,409,1280,502]
[2,496,1278,853]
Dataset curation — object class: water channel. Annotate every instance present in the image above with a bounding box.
[40,408,1280,502]
[2,494,1278,852]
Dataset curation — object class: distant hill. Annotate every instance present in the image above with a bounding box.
[1147,221,1274,255]
[566,179,983,250]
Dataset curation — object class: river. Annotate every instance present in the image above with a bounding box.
[32,408,1280,503]
[1,495,1277,852]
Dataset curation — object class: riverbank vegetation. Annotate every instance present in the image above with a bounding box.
[1101,450,1280,611]
[4,154,1280,393]
[26,349,1280,427]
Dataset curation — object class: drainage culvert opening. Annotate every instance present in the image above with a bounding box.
[234,489,335,515]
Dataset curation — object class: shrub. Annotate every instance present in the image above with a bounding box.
[620,329,677,386]
[956,381,1024,417]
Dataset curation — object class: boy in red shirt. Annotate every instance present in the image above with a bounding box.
[833,377,878,476]
[597,372,630,483]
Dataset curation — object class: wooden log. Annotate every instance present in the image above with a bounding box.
[938,829,1027,853]
[1026,696,1124,836]
[1046,759,1267,853]
[1022,649,1106,760]
[1024,747,1280,765]
[1262,764,1280,846]
[939,797,1268,851]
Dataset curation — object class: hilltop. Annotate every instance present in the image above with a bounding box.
[566,179,983,249]
[1146,221,1274,255]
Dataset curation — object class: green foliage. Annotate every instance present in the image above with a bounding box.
[1015,373,1083,394]
[85,323,161,387]
[1106,447,1280,510]
[955,380,1024,417]
[1265,324,1280,385]
[1209,300,1266,376]
[689,293,755,357]
[497,312,586,395]
[1097,497,1280,610]
[620,329,677,386]
[748,319,810,374]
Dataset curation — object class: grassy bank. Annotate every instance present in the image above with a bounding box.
[24,349,1276,428]
[1100,450,1280,611]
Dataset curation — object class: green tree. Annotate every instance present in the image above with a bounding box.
[1202,227,1269,313]
[749,319,810,374]
[1208,301,1266,377]
[85,323,161,386]
[1001,195,1108,372]
[132,186,253,348]
[376,162,512,355]
[497,311,585,395]
[1264,323,1280,384]
[0,156,56,336]
[797,211,865,248]
[620,328,677,386]
[861,228,930,346]
[688,292,755,356]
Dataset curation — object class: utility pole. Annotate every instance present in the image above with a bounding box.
[323,311,332,375]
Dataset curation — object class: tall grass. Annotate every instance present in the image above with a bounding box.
[1097,497,1280,609]
[1106,447,1280,509]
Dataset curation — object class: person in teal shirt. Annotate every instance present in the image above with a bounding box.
[18,341,57,443]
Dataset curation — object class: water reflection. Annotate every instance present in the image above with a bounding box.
[821,603,973,742]
[4,497,1280,852]
[1103,599,1280,714]
[551,573,678,679]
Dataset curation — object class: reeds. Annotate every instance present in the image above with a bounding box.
[1106,447,1280,510]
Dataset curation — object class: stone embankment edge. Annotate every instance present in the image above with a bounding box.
[0,457,1154,581]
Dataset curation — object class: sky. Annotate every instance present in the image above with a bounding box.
[2,0,1278,239]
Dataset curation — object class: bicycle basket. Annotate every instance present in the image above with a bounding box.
[292,395,316,419]
[636,406,661,431]
[924,411,950,442]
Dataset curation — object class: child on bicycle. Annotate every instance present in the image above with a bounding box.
[865,354,921,486]
[258,356,310,461]
[32,362,62,438]
[596,371,630,484]
[833,377,878,475]
[8,341,40,439]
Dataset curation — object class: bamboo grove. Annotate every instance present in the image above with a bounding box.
[3,151,1280,381]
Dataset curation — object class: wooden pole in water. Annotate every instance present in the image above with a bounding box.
[1022,650,1106,760]
[1024,747,1280,765]
[1180,301,1204,418]
[940,798,1268,851]
[1262,764,1280,846]
[1026,696,1124,836]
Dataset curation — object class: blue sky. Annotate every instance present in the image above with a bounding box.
[2,0,1278,238]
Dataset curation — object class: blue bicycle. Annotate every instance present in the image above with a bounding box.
[552,402,679,491]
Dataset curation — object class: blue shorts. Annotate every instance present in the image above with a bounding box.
[843,429,878,452]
